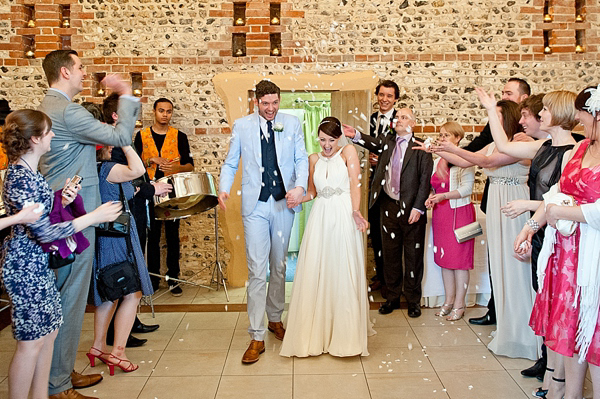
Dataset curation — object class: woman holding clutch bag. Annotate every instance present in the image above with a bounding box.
[86,144,152,375]
[424,122,476,321]
[422,100,541,361]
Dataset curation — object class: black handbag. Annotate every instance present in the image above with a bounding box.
[96,183,131,237]
[96,228,141,302]
[49,251,76,270]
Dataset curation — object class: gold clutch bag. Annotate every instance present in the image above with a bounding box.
[454,221,483,243]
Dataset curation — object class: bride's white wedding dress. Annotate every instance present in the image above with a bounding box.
[280,146,375,357]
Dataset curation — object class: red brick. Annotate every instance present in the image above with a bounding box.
[520,38,544,45]
[247,33,269,40]
[36,42,60,50]
[246,17,270,25]
[124,65,150,73]
[0,43,20,50]
[509,54,520,60]
[208,10,231,17]
[246,48,270,55]
[36,35,60,43]
[195,128,207,135]
[245,9,269,17]
[355,54,367,62]
[170,57,183,64]
[3,59,17,66]
[246,40,270,48]
[483,54,495,61]
[281,10,304,17]
[35,11,60,19]
[367,55,380,62]
[35,4,60,11]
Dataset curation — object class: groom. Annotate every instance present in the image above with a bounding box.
[218,80,308,364]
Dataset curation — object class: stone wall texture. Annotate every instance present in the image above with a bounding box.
[1,0,599,282]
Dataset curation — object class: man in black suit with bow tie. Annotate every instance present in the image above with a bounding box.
[368,80,399,297]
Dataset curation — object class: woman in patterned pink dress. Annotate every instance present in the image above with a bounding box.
[515,85,600,399]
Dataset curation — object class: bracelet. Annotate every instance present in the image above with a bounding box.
[526,218,540,233]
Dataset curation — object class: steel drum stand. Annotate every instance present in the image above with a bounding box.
[149,207,229,302]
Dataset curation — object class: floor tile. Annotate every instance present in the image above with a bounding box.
[151,350,227,376]
[360,346,434,374]
[294,374,371,399]
[77,375,148,398]
[366,372,449,399]
[177,312,239,330]
[137,312,186,331]
[467,324,496,345]
[139,376,220,399]
[0,377,7,398]
[494,354,538,371]
[166,328,234,351]
[293,354,364,375]
[369,309,409,327]
[152,286,199,304]
[412,325,483,347]
[0,352,12,377]
[215,375,292,399]
[222,349,292,375]
[425,346,503,372]
[437,370,529,399]
[368,326,420,348]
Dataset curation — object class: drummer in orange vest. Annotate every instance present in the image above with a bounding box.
[134,98,194,296]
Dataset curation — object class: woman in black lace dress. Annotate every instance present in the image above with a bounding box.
[476,89,579,399]
[1,110,121,399]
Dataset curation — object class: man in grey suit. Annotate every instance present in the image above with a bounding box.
[218,80,308,364]
[38,50,140,399]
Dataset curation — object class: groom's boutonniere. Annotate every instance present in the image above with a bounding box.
[273,122,284,133]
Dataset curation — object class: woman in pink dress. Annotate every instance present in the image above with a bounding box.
[425,122,476,321]
[515,85,600,399]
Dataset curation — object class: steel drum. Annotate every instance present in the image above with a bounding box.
[154,172,218,220]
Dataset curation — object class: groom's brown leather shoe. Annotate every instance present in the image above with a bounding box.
[268,321,285,341]
[242,340,265,364]
[49,388,98,399]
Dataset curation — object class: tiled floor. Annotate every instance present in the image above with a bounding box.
[0,283,595,399]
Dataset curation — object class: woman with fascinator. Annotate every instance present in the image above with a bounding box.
[280,116,375,358]
[515,85,600,399]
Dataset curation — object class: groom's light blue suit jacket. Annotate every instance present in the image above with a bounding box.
[219,111,309,217]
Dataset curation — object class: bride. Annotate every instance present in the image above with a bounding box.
[280,116,375,358]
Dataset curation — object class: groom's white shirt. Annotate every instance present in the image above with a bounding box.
[219,111,309,216]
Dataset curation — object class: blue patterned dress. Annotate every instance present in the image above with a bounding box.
[1,164,75,341]
[90,162,153,306]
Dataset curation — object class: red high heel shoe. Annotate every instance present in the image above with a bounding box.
[86,347,109,367]
[106,354,139,376]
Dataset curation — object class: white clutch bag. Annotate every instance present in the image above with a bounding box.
[454,221,483,243]
[543,184,577,236]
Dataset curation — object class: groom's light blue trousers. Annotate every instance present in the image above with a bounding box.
[243,196,295,341]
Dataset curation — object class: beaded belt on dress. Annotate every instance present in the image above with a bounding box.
[489,176,527,185]
[319,186,344,198]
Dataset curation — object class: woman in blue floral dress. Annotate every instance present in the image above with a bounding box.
[1,109,121,399]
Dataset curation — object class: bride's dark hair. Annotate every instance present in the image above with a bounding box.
[318,117,342,138]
